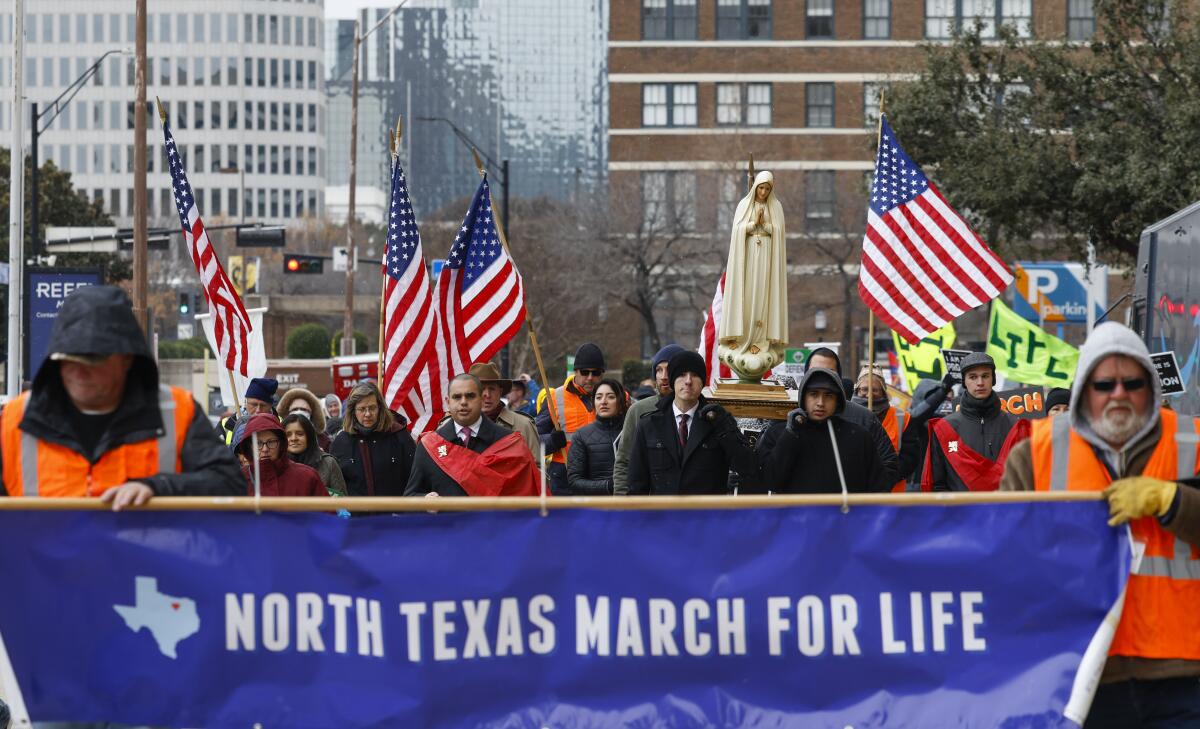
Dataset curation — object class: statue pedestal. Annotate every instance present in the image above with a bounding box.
[704,380,795,421]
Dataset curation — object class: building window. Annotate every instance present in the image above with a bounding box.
[864,0,891,39]
[641,172,696,232]
[717,0,772,40]
[1068,0,1095,40]
[806,83,834,127]
[805,171,836,231]
[716,83,772,126]
[643,83,697,127]
[863,82,882,127]
[644,85,668,125]
[717,174,742,232]
[925,0,1031,39]
[806,0,833,39]
[642,0,697,40]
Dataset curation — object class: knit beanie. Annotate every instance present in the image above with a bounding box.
[244,377,279,403]
[1045,387,1071,411]
[652,343,686,370]
[667,350,707,386]
[573,343,606,371]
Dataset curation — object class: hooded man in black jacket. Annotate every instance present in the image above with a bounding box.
[923,352,1026,491]
[755,347,899,486]
[627,351,758,495]
[755,368,885,493]
[0,285,242,508]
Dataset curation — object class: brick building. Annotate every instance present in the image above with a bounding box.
[608,0,1097,366]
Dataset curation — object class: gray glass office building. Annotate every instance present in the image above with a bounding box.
[326,0,607,217]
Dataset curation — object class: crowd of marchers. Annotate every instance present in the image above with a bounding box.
[1,284,1199,726]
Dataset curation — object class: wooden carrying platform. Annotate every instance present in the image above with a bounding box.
[704,380,796,420]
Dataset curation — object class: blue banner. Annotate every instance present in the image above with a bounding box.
[0,503,1128,728]
[23,267,103,377]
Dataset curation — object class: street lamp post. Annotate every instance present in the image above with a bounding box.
[342,1,406,357]
[29,49,132,259]
[416,116,511,375]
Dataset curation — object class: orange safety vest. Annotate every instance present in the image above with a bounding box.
[881,406,907,493]
[1,385,194,497]
[547,384,595,465]
[1031,408,1200,661]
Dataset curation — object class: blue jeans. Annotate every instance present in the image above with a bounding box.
[1085,677,1200,728]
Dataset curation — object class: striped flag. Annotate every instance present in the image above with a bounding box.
[699,273,733,387]
[435,174,525,376]
[162,119,253,376]
[380,158,445,433]
[858,116,1013,344]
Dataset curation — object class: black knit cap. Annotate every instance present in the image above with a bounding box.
[667,350,707,386]
[1045,387,1071,411]
[573,342,606,371]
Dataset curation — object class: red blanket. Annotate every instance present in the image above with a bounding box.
[421,432,541,497]
[921,417,1031,492]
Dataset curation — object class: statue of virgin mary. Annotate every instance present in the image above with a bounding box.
[717,170,788,382]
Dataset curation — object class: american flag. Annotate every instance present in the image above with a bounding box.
[699,272,733,387]
[380,158,445,433]
[436,174,525,375]
[162,119,253,376]
[858,116,1013,344]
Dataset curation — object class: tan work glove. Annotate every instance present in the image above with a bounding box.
[1103,477,1178,527]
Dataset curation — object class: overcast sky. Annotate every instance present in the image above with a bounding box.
[325,1,408,21]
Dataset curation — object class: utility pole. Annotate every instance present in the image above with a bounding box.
[341,20,361,356]
[342,2,406,357]
[132,0,148,334]
[7,0,24,397]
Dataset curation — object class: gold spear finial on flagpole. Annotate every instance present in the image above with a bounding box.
[471,148,486,178]
[154,96,166,123]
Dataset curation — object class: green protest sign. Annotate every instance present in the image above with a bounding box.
[892,322,956,393]
[987,299,1078,386]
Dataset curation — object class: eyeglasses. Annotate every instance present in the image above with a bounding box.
[577,369,604,377]
[1089,377,1147,393]
[355,404,380,415]
[256,438,281,451]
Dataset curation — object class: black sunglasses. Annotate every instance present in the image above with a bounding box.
[577,369,604,377]
[1089,377,1147,393]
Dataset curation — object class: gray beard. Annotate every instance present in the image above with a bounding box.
[1089,403,1148,447]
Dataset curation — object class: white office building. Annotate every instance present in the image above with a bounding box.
[0,0,327,227]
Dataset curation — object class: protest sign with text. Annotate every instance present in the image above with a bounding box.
[987,299,1079,386]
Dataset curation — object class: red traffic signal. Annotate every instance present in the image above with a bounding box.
[283,254,324,274]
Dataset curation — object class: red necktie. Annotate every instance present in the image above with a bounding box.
[678,414,690,448]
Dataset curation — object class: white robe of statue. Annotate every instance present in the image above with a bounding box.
[718,170,788,381]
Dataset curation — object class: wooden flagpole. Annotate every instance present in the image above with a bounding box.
[866,91,886,414]
[0,491,1103,513]
[471,149,561,432]
[160,95,243,414]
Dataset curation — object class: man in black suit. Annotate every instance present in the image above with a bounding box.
[405,374,539,497]
[627,351,758,495]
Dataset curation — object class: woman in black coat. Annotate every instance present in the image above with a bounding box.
[330,382,416,496]
[566,379,628,495]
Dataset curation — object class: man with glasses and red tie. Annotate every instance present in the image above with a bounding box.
[1002,321,1200,727]
[406,374,539,498]
[536,343,607,494]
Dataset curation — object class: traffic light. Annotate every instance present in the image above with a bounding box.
[283,254,324,274]
[178,292,193,314]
